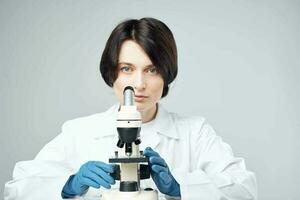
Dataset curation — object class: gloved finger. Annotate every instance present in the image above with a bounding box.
[151,164,168,174]
[92,161,115,173]
[82,169,113,188]
[95,176,112,189]
[143,147,160,157]
[82,171,111,189]
[159,171,173,185]
[90,165,115,185]
[80,176,101,189]
[149,156,167,167]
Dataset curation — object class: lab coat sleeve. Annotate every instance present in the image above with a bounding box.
[171,119,257,200]
[4,121,75,200]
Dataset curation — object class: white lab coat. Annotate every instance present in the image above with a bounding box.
[4,103,257,200]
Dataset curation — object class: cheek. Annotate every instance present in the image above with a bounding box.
[113,77,131,98]
[149,78,164,97]
[112,79,123,100]
[115,76,132,88]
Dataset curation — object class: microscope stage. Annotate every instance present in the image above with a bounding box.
[109,156,148,163]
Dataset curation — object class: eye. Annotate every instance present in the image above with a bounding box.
[147,67,158,75]
[120,66,132,73]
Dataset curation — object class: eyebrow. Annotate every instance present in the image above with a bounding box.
[118,62,155,68]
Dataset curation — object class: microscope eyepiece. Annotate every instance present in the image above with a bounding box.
[123,86,134,93]
[123,86,135,106]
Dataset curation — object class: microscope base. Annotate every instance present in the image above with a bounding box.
[102,189,158,200]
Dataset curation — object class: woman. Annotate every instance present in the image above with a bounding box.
[4,18,257,200]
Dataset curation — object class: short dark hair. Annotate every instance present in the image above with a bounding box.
[99,17,178,98]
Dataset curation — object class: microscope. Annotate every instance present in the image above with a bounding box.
[102,86,158,200]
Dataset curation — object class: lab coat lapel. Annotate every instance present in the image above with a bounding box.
[140,103,179,150]
[153,103,179,140]
[150,104,179,171]
[140,131,161,150]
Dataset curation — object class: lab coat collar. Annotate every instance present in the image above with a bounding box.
[151,103,179,139]
[98,103,179,140]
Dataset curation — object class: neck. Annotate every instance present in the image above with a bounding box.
[140,104,158,123]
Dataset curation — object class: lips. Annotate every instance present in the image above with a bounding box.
[134,95,148,102]
[135,95,148,98]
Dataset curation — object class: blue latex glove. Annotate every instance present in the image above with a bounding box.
[61,161,115,198]
[144,147,181,197]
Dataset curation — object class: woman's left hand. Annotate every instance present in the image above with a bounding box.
[143,147,181,197]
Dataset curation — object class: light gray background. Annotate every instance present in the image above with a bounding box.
[0,0,299,199]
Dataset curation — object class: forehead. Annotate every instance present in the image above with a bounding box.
[118,40,153,66]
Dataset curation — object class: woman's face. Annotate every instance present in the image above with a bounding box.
[113,40,164,113]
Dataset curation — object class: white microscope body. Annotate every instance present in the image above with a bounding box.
[102,86,158,200]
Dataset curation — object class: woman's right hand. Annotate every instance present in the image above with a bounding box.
[62,161,115,198]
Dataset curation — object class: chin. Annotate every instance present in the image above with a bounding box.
[136,102,156,112]
[135,102,148,111]
[135,103,145,110]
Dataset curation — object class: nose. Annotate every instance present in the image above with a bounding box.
[133,72,146,91]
